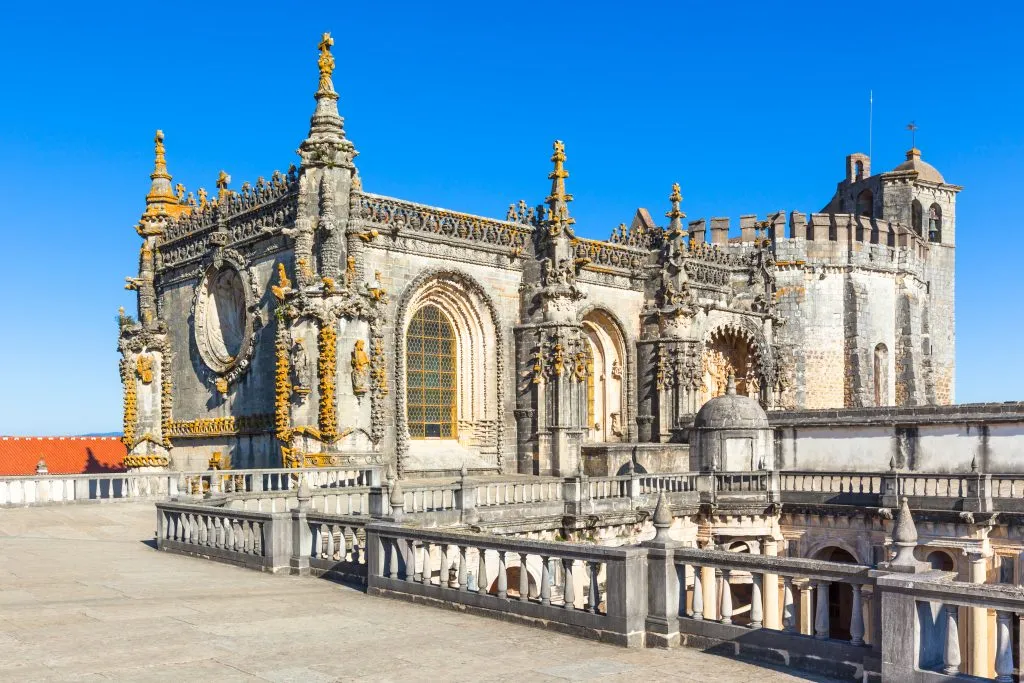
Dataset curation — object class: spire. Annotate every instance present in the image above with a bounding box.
[665,182,687,238]
[890,497,919,567]
[544,140,575,236]
[299,32,356,167]
[144,130,189,219]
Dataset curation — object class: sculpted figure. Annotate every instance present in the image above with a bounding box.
[290,340,312,395]
[351,339,370,396]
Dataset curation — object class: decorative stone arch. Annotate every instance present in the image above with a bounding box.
[578,305,632,443]
[702,320,776,407]
[394,269,505,474]
[809,542,860,640]
[189,247,264,396]
[927,202,943,242]
[804,538,864,565]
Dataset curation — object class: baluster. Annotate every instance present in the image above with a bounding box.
[518,552,529,602]
[254,521,263,555]
[458,545,468,591]
[421,542,432,586]
[691,566,703,620]
[942,604,961,674]
[497,551,508,599]
[995,611,1014,682]
[814,581,831,639]
[850,584,865,645]
[233,519,242,551]
[325,524,335,560]
[405,539,417,582]
[587,561,600,614]
[388,538,399,580]
[563,559,575,610]
[540,555,551,605]
[438,543,448,587]
[477,548,488,596]
[223,517,233,549]
[782,576,796,632]
[749,572,763,629]
[719,569,732,624]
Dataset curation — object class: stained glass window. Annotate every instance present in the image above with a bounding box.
[406,305,457,439]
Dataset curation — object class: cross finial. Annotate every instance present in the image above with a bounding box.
[317,32,336,94]
[544,139,574,233]
[665,182,686,238]
[906,121,918,149]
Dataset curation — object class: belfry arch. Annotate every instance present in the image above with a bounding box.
[395,271,502,472]
[581,308,628,443]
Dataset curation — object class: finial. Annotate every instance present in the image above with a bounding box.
[652,490,672,542]
[889,454,897,472]
[665,182,687,238]
[970,454,978,473]
[297,474,312,510]
[460,461,468,478]
[317,32,336,94]
[118,306,125,317]
[544,140,574,234]
[389,478,405,521]
[725,373,737,396]
[35,458,48,475]
[216,171,231,199]
[144,130,188,219]
[890,496,919,567]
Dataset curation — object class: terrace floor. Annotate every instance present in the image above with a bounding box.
[0,503,837,682]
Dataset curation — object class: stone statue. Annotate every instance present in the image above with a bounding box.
[351,339,370,396]
[290,340,312,395]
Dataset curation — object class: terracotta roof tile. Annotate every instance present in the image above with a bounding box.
[0,437,126,476]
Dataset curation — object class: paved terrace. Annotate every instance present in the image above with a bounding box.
[0,504,836,682]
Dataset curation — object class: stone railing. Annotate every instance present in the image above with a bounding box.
[364,521,648,646]
[474,478,563,506]
[0,466,380,508]
[716,471,769,493]
[572,237,647,274]
[306,512,369,584]
[353,192,531,253]
[156,502,291,573]
[876,569,1024,681]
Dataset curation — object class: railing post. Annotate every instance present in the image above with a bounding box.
[456,469,477,524]
[643,540,681,646]
[604,546,648,647]
[942,604,961,675]
[518,552,529,601]
[995,611,1014,682]
[477,548,488,596]
[289,475,311,576]
[967,550,990,677]
[850,583,865,645]
[563,559,576,610]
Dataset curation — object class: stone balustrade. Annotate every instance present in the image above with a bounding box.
[306,513,369,584]
[474,478,563,506]
[364,522,648,647]
[156,502,291,573]
[0,466,380,508]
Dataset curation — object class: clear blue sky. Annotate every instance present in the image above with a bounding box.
[0,1,1021,434]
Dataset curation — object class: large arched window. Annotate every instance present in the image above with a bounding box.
[928,203,942,243]
[911,200,923,237]
[582,309,627,443]
[855,189,873,218]
[406,305,457,439]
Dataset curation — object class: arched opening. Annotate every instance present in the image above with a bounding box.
[815,546,857,640]
[406,305,457,439]
[926,550,955,571]
[581,310,627,443]
[489,565,538,599]
[855,189,873,218]
[928,203,942,243]
[702,327,758,403]
[399,273,500,470]
[911,199,923,237]
[873,343,889,406]
[854,160,865,181]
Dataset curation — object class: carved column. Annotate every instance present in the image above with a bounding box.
[761,536,780,630]
[967,551,990,677]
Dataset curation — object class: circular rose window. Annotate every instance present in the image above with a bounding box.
[195,266,252,374]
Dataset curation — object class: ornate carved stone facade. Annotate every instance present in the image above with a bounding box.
[117,34,958,475]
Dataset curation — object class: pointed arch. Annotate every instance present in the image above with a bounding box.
[580,308,628,443]
[394,269,505,474]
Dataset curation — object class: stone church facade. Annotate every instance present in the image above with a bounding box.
[117,34,959,475]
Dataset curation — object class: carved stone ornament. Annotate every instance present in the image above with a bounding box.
[135,354,154,384]
[351,339,370,396]
[191,250,263,392]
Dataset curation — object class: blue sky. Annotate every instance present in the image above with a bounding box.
[0,1,1021,434]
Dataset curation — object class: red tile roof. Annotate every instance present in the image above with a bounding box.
[0,437,126,476]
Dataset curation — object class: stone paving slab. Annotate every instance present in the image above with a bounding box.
[0,504,839,682]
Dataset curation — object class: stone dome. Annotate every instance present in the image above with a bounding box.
[693,375,769,430]
[892,148,945,184]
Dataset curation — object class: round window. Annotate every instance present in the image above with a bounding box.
[195,265,251,374]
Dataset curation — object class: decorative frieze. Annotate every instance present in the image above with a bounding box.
[317,322,338,441]
[166,414,274,438]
